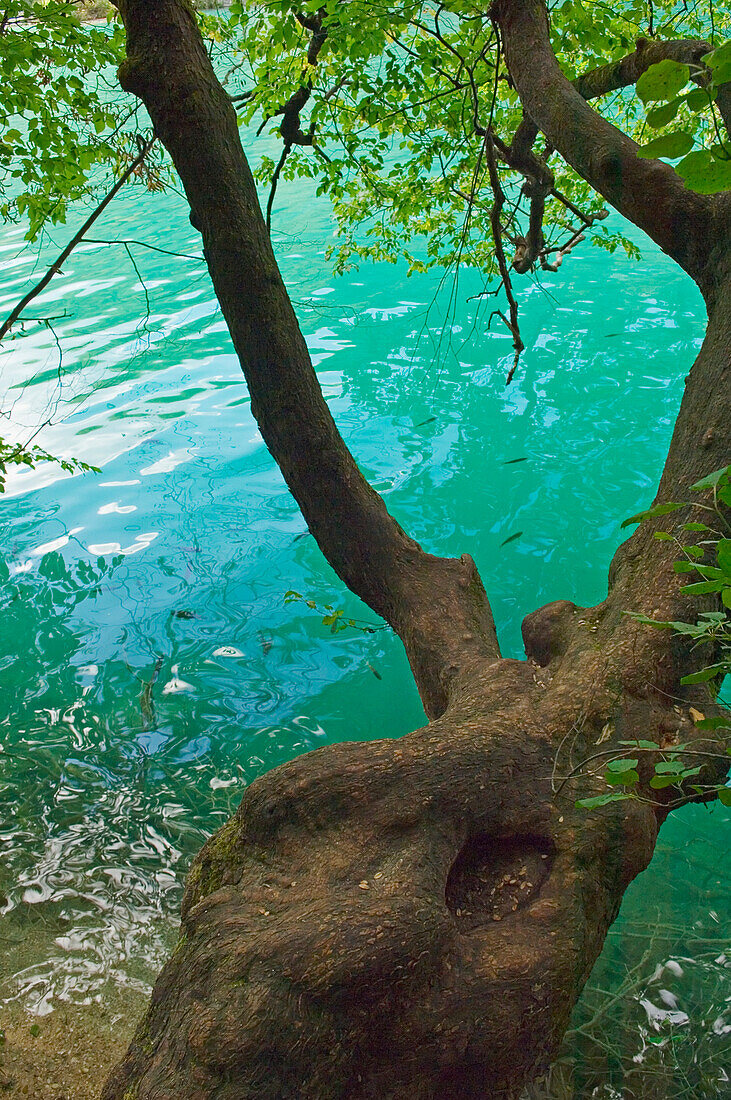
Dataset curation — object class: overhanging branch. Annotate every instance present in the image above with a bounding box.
[492,0,720,289]
[0,136,156,344]
[114,0,501,720]
[574,36,713,100]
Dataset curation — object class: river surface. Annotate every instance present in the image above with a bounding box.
[0,125,729,1096]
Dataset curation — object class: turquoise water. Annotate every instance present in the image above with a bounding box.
[1,130,729,1093]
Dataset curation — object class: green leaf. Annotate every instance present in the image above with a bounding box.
[636,60,690,104]
[691,467,730,491]
[621,502,684,528]
[627,613,673,629]
[650,774,681,789]
[637,131,694,160]
[718,787,731,807]
[654,760,686,774]
[679,580,723,594]
[606,768,640,786]
[682,522,709,532]
[680,664,727,684]
[646,99,680,128]
[693,716,731,731]
[619,739,658,750]
[711,62,731,88]
[606,758,638,771]
[684,88,711,111]
[717,539,731,575]
[702,41,731,70]
[676,149,731,194]
[575,792,631,809]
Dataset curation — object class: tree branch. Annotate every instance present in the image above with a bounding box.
[506,37,721,165]
[114,0,500,719]
[0,136,156,344]
[574,36,713,100]
[484,132,524,378]
[492,1,722,290]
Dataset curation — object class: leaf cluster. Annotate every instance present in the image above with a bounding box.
[0,434,99,493]
[283,589,383,634]
[578,467,731,812]
[0,1,134,239]
[215,1,731,280]
[636,47,731,193]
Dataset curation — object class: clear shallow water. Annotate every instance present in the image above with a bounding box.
[0,132,729,1093]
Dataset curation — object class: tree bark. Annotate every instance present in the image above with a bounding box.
[103,2,730,1097]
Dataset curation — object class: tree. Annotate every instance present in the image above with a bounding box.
[2,1,728,1098]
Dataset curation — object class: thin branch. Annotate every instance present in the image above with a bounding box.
[0,136,156,343]
[484,132,524,384]
[266,142,291,233]
[493,0,717,285]
[84,237,203,261]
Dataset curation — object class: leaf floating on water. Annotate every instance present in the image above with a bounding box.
[213,646,245,658]
[171,609,197,620]
[500,531,523,547]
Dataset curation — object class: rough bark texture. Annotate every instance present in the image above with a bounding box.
[103,2,730,1098]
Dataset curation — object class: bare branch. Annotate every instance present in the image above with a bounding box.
[484,132,524,382]
[0,136,156,344]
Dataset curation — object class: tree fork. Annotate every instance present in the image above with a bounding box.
[492,0,728,296]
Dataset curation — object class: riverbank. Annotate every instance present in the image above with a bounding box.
[0,993,145,1099]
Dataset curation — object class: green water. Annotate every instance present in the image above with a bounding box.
[0,132,729,1094]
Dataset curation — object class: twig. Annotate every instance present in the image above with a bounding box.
[266,143,291,233]
[0,135,156,343]
[484,131,524,383]
[84,237,203,261]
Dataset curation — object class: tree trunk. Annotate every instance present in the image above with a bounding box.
[103,2,730,1097]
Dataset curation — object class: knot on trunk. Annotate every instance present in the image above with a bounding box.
[522,599,581,666]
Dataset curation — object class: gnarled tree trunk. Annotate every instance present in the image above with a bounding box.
[103,2,730,1097]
